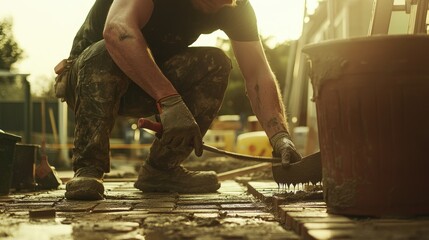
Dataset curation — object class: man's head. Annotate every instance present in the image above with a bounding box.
[192,0,237,14]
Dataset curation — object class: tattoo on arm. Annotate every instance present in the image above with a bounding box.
[266,117,286,132]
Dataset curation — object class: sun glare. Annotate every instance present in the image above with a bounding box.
[0,0,320,84]
[195,0,309,48]
[250,0,305,43]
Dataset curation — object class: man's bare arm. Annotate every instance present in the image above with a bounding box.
[231,40,289,138]
[103,0,177,101]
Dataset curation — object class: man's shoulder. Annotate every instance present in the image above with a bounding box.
[217,0,259,42]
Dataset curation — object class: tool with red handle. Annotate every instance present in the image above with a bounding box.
[137,118,281,163]
[137,117,323,185]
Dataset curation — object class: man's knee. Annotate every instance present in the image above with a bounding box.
[204,47,232,74]
[196,47,231,96]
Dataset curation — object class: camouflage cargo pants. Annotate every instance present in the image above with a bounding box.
[66,40,231,172]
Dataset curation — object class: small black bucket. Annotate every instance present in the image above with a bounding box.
[0,131,22,195]
[12,144,40,191]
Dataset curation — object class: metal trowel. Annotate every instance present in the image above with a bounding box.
[272,151,322,185]
[137,117,322,185]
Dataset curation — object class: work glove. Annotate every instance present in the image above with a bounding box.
[157,94,203,156]
[270,131,302,168]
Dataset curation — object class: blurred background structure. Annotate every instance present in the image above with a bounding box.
[0,0,420,171]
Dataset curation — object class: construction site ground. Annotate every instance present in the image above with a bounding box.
[1,156,429,240]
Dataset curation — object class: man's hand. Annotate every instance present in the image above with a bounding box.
[157,95,203,156]
[270,132,302,168]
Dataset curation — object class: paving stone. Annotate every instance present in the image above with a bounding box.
[6,202,55,212]
[92,201,133,212]
[218,180,247,191]
[104,191,146,200]
[2,178,429,240]
[283,202,326,208]
[147,208,176,213]
[305,229,356,240]
[179,194,250,200]
[176,199,218,205]
[247,181,280,190]
[278,203,327,224]
[292,216,353,235]
[54,200,98,212]
[15,197,63,203]
[177,198,252,206]
[100,210,150,216]
[133,200,175,210]
[278,206,306,224]
[173,209,220,214]
[57,211,94,221]
[265,232,302,240]
[193,213,219,218]
[178,193,222,199]
[0,197,15,203]
[29,208,56,218]
[143,214,190,228]
[109,187,140,192]
[175,204,220,210]
[286,211,330,222]
[220,202,266,210]
[139,193,179,199]
[218,191,248,196]
[301,222,357,238]
[272,196,326,212]
[87,210,150,222]
[285,211,347,232]
[224,210,275,220]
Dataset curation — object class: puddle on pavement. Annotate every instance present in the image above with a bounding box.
[6,223,72,240]
[71,221,144,240]
[139,212,290,239]
[1,216,145,240]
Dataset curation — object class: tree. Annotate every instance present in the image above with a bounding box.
[216,37,291,118]
[0,18,24,70]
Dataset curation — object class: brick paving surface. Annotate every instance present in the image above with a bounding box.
[0,180,300,240]
[2,179,429,239]
[247,181,429,240]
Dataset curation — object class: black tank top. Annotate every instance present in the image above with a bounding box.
[69,0,259,62]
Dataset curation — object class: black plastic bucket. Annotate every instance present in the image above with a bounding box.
[12,144,40,191]
[0,131,22,195]
[303,35,429,217]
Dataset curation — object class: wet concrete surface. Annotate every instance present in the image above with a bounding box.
[3,179,429,239]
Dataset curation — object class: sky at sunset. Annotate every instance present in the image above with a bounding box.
[0,0,317,93]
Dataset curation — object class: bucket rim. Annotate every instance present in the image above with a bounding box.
[0,131,22,142]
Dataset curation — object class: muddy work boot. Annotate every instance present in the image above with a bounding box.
[65,167,105,200]
[134,163,220,193]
